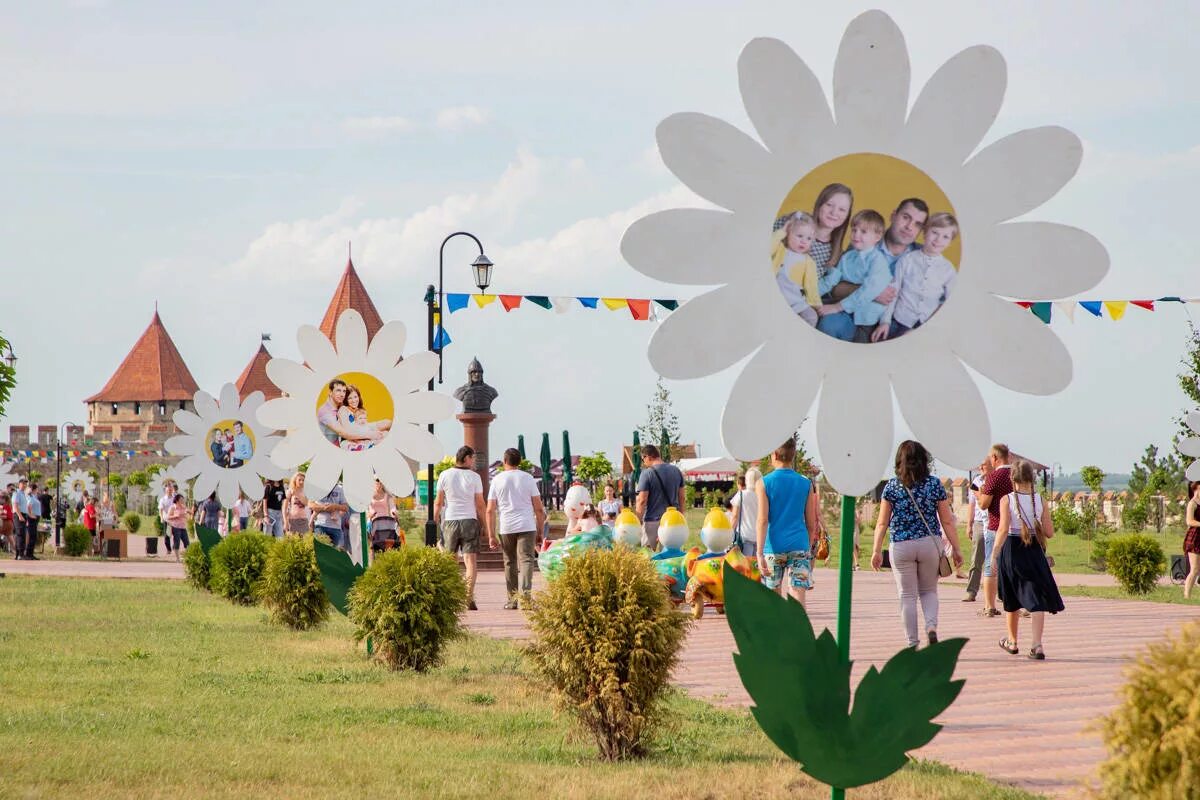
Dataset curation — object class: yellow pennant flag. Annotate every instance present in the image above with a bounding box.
[1103,300,1128,320]
[473,294,497,309]
[601,297,628,311]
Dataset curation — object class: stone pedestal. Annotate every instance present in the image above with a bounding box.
[457,412,496,496]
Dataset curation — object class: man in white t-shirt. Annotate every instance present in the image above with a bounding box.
[486,447,546,610]
[435,445,486,611]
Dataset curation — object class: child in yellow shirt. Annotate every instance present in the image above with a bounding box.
[771,211,820,326]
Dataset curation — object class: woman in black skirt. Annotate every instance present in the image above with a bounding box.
[994,460,1064,660]
[1183,481,1200,599]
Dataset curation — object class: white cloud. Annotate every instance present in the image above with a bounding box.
[435,105,490,131]
[341,115,416,137]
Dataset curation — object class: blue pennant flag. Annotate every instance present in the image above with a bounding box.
[433,325,452,349]
[446,293,469,313]
[1079,301,1102,317]
[577,297,598,309]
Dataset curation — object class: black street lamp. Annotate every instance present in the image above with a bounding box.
[54,421,77,548]
[425,232,493,547]
[2,342,15,370]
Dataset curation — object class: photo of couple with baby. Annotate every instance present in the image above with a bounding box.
[316,377,393,451]
[771,182,958,344]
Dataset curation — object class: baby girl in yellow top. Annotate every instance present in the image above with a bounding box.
[770,211,820,326]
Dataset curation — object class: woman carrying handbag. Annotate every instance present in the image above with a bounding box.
[871,440,964,648]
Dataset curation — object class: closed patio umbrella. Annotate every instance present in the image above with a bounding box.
[562,431,573,484]
[539,433,552,502]
[517,434,526,462]
[660,427,671,462]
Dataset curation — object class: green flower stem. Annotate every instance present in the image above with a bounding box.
[361,512,373,657]
[833,494,856,800]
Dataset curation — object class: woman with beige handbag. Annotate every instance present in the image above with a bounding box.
[871,440,964,649]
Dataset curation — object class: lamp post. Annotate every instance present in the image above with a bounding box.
[55,421,78,548]
[425,232,494,547]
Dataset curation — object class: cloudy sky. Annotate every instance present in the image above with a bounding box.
[3,0,1199,477]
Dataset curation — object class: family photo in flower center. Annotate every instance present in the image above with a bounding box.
[206,420,254,469]
[771,159,962,344]
[315,375,394,452]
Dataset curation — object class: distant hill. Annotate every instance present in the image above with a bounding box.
[1050,472,1130,492]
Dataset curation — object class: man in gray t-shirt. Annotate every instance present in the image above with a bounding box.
[634,445,686,550]
[311,484,349,550]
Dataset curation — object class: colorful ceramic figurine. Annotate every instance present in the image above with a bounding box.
[536,522,612,581]
[684,508,761,619]
[651,507,689,600]
[612,507,643,548]
[563,480,591,532]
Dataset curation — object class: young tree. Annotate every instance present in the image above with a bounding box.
[637,378,680,448]
[0,332,15,420]
[1177,320,1200,440]
[576,452,615,485]
[1080,466,1106,493]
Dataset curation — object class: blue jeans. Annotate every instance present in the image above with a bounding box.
[816,311,856,341]
[266,509,284,537]
[315,524,343,549]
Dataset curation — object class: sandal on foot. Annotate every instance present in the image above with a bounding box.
[1028,645,1045,661]
[927,630,938,646]
[978,608,999,617]
[998,637,1019,655]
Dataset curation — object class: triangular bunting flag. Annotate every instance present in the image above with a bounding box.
[551,296,574,314]
[473,294,497,309]
[499,295,522,312]
[627,299,650,320]
[1080,301,1103,317]
[1130,300,1154,311]
[446,293,470,313]
[601,297,627,311]
[526,295,552,309]
[1030,302,1052,324]
[433,325,452,349]
[1015,301,1033,309]
[654,299,679,311]
[577,297,598,309]
[1054,301,1076,322]
[1156,296,1183,303]
[1104,300,1128,320]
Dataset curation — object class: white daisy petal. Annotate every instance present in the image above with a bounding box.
[390,351,442,394]
[1178,436,1200,458]
[721,341,830,460]
[372,445,416,499]
[946,292,1071,394]
[193,471,218,506]
[335,309,369,361]
[818,368,894,497]
[264,359,311,397]
[621,209,743,286]
[1185,410,1200,435]
[174,455,206,482]
[257,397,303,432]
[173,411,208,437]
[833,10,910,151]
[164,434,198,457]
[215,475,240,508]
[269,435,314,473]
[193,391,218,421]
[341,457,375,512]
[296,325,339,379]
[959,126,1081,223]
[1187,460,1200,482]
[892,357,989,470]
[974,223,1109,300]
[648,285,768,379]
[738,37,835,166]
[897,45,1006,169]
[366,321,408,372]
[656,111,773,211]
[218,383,241,413]
[389,424,446,466]
[396,392,456,425]
[303,451,342,502]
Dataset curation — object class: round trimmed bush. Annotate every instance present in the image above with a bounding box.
[1105,533,1165,595]
[259,535,329,630]
[1100,622,1200,796]
[348,547,466,671]
[526,546,690,760]
[122,511,142,534]
[63,524,91,557]
[209,531,273,605]
[182,538,211,590]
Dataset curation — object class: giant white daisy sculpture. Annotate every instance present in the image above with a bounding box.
[63,468,96,502]
[256,309,455,511]
[148,467,189,503]
[621,10,1109,494]
[0,460,19,487]
[1179,411,1200,481]
[166,383,287,508]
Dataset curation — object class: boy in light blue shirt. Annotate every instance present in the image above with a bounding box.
[815,210,892,343]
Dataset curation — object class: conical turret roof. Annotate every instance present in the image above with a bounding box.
[235,343,281,401]
[319,256,384,346]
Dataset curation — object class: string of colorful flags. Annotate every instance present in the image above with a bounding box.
[1015,297,1200,323]
[0,449,167,461]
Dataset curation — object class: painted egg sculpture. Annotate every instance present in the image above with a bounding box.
[657,506,690,551]
[612,508,643,548]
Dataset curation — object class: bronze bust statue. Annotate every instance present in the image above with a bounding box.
[453,356,498,414]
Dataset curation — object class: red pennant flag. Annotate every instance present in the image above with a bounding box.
[1015,301,1033,309]
[499,295,523,312]
[1130,300,1155,311]
[627,299,650,320]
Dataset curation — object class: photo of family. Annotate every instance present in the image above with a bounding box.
[207,421,255,469]
[316,375,393,452]
[771,179,960,344]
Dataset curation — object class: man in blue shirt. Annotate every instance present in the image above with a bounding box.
[26,485,43,557]
[231,421,253,467]
[755,439,819,607]
[875,197,928,276]
[12,478,36,560]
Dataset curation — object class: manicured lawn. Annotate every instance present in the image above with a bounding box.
[0,577,1039,799]
[1059,584,1200,606]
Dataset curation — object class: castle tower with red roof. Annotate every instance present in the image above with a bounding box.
[235,342,281,402]
[85,310,200,443]
[319,254,384,346]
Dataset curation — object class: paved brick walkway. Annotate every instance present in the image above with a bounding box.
[463,567,1198,798]
[0,557,186,580]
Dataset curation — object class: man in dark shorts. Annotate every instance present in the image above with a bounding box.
[975,443,1013,608]
[635,445,686,550]
[435,446,486,610]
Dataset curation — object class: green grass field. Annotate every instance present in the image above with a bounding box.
[0,576,1039,799]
